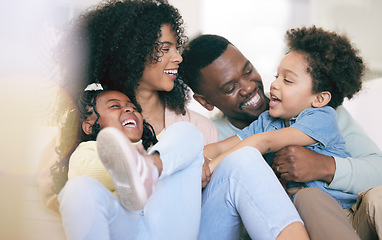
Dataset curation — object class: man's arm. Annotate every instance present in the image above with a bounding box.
[273,106,382,194]
[330,106,382,193]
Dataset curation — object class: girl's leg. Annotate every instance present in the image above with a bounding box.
[199,147,303,240]
[143,122,204,240]
[58,176,146,240]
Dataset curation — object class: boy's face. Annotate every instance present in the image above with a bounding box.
[269,51,318,120]
[88,91,144,142]
[196,44,269,129]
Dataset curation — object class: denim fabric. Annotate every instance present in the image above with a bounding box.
[237,106,357,208]
[59,122,204,240]
[199,147,302,240]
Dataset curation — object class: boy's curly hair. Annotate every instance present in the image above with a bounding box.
[285,26,365,109]
[57,0,189,116]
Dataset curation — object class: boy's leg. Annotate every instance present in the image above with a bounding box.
[199,147,303,240]
[293,187,360,240]
[349,185,382,240]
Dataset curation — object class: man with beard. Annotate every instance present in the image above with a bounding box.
[179,34,382,240]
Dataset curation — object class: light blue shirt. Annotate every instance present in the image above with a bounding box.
[212,106,382,195]
[236,106,358,208]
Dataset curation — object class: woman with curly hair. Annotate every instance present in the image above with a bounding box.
[38,0,217,239]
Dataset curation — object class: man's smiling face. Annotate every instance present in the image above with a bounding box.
[196,44,269,128]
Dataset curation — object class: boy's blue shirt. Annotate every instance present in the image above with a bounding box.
[236,106,357,208]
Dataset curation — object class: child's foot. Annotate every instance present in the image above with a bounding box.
[96,127,156,211]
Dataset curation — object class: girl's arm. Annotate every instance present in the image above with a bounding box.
[208,127,316,173]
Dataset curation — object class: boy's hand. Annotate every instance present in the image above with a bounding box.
[202,157,211,188]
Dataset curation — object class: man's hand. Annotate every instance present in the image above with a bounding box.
[202,157,212,188]
[272,146,336,184]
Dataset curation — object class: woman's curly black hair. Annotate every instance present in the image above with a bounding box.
[52,0,184,195]
[179,34,232,94]
[57,0,189,116]
[285,26,366,109]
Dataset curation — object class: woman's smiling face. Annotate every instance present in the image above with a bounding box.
[138,24,183,93]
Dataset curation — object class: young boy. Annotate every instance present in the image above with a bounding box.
[204,26,365,208]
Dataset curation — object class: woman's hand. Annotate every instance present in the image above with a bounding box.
[202,157,212,188]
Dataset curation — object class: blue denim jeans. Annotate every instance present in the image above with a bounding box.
[199,147,302,240]
[58,122,204,240]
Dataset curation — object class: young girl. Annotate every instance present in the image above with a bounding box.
[59,85,205,239]
[205,25,365,208]
[67,84,159,210]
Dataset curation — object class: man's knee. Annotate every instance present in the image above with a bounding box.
[293,187,337,213]
[359,186,382,214]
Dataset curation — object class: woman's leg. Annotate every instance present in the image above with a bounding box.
[199,147,304,240]
[149,122,204,179]
[94,122,204,239]
[143,122,204,240]
[58,176,144,240]
[60,122,204,240]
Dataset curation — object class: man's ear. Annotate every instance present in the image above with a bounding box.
[312,91,331,108]
[82,121,94,135]
[193,93,215,111]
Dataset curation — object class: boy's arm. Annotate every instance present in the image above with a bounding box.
[204,135,241,172]
[208,127,316,173]
[273,106,382,194]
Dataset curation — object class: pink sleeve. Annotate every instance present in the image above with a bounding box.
[165,107,219,145]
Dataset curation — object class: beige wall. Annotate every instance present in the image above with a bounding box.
[311,0,382,79]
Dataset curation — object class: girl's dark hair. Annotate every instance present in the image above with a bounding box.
[51,89,158,194]
[285,26,365,108]
[52,0,185,195]
[76,89,158,149]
